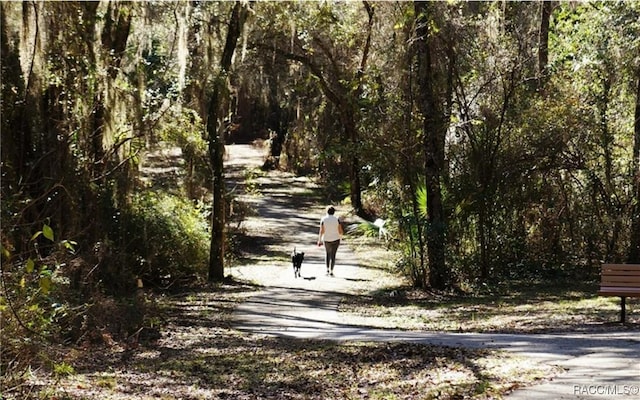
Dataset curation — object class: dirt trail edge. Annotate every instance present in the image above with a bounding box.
[226,144,640,400]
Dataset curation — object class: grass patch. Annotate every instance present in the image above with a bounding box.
[343,231,640,333]
[339,279,640,332]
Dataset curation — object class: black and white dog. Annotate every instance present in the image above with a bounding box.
[291,248,305,278]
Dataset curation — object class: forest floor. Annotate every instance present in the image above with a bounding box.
[18,142,640,400]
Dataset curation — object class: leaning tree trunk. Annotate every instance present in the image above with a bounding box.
[208,2,248,282]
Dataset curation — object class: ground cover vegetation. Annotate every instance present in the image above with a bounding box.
[1,1,639,398]
[346,236,639,331]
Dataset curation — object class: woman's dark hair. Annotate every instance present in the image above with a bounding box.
[327,206,335,215]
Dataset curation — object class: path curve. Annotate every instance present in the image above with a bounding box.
[226,144,640,400]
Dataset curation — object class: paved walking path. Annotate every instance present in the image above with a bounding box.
[232,256,640,399]
[227,144,640,400]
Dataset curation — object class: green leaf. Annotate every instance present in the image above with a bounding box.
[416,185,428,218]
[40,276,51,295]
[26,258,35,273]
[0,243,10,260]
[61,240,77,252]
[43,224,54,241]
[53,362,75,377]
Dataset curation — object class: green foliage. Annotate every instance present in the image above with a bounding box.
[4,224,70,329]
[415,185,428,219]
[0,222,80,394]
[243,167,267,194]
[346,219,383,239]
[111,192,210,290]
[53,362,75,378]
[361,180,431,288]
[160,108,211,199]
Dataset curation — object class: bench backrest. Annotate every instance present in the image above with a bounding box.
[600,264,640,288]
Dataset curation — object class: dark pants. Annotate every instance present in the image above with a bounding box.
[324,239,340,272]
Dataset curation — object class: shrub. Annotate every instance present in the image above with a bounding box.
[107,192,210,292]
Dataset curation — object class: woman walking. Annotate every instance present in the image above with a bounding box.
[317,206,344,276]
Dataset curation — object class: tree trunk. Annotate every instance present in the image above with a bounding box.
[207,83,226,282]
[348,0,374,219]
[343,114,365,218]
[208,2,248,282]
[263,68,289,170]
[0,2,26,195]
[629,68,640,263]
[537,0,552,89]
[414,1,450,290]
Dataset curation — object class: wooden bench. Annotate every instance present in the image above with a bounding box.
[598,264,640,323]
